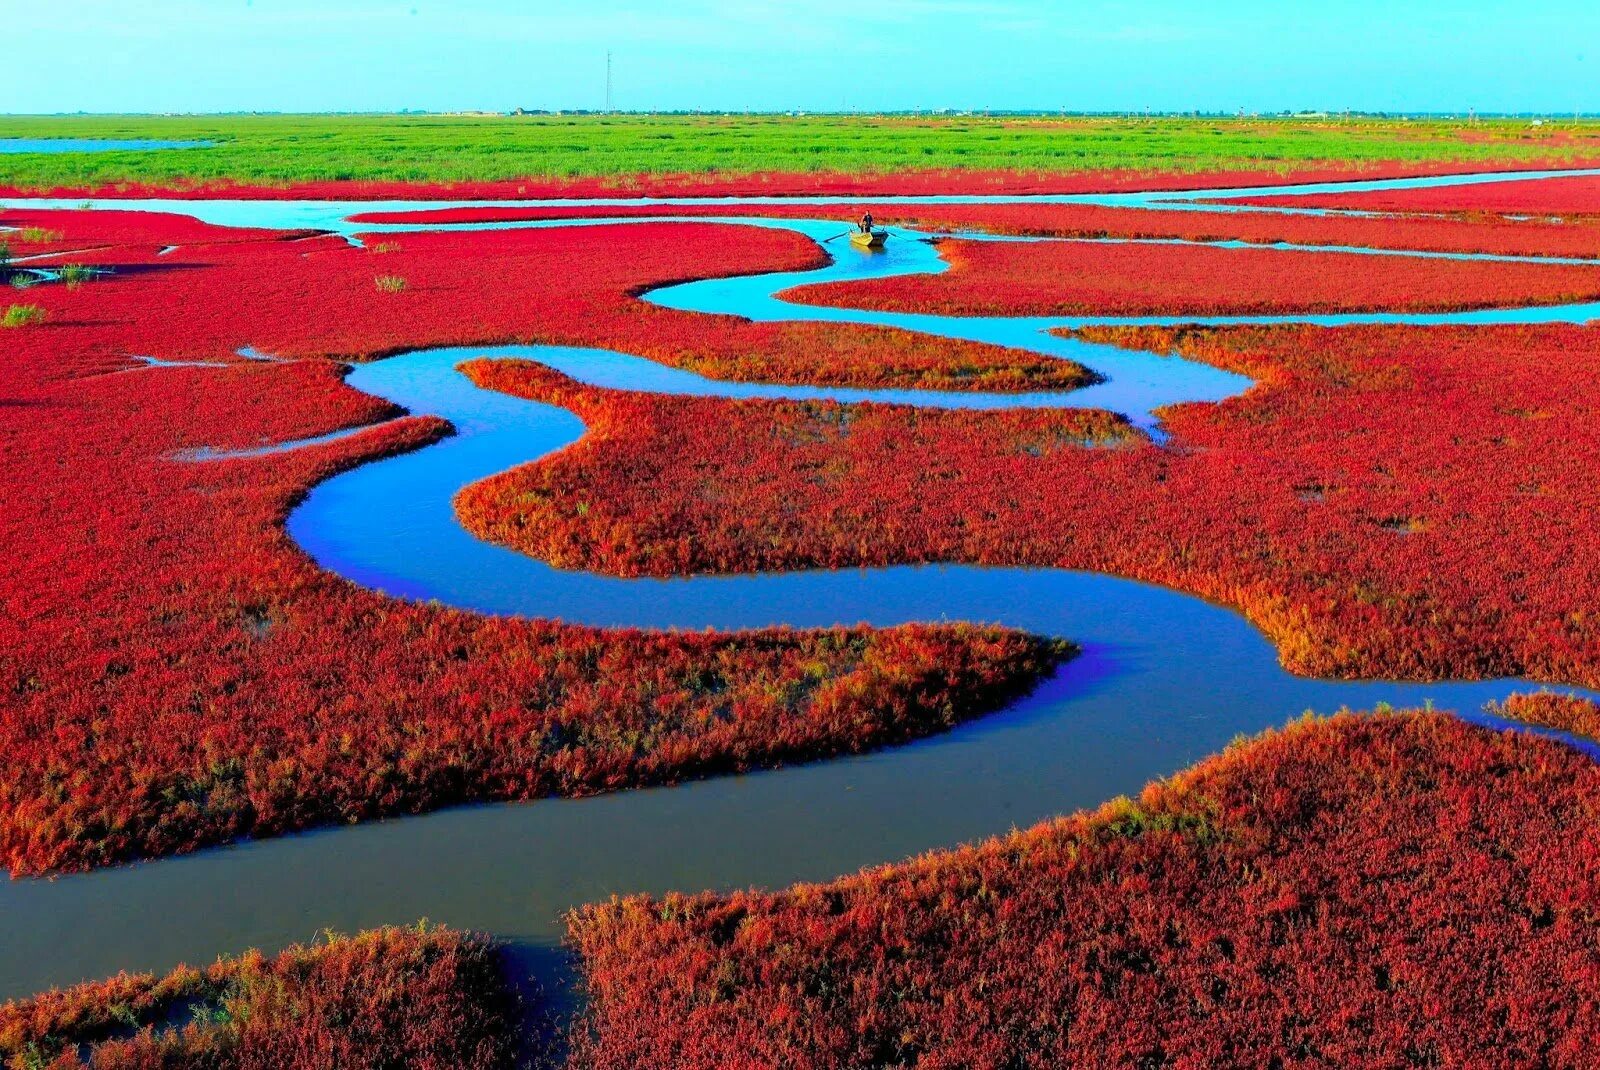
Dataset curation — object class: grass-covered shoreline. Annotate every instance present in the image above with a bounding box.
[4,113,1600,190]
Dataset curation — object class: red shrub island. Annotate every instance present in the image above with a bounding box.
[782,235,1600,316]
[564,710,1600,1069]
[595,318,1097,394]
[1493,692,1600,742]
[0,925,517,1070]
[0,210,1068,875]
[457,320,1600,686]
[456,359,1135,577]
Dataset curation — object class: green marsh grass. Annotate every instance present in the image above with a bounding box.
[2,114,1599,190]
[58,264,97,288]
[3,304,46,327]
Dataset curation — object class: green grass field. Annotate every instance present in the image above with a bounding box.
[3,113,1599,190]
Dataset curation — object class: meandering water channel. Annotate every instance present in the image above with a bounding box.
[2,170,1599,1007]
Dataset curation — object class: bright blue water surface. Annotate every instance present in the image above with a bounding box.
[0,170,1597,1010]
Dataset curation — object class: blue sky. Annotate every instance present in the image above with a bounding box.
[5,1,1597,114]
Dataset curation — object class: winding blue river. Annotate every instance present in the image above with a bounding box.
[0,171,1597,1009]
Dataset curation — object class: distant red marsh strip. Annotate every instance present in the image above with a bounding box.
[17,159,1600,202]
[1215,173,1600,219]
[349,201,1600,261]
[781,236,1600,316]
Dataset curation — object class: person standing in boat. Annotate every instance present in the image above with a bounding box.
[859,210,874,233]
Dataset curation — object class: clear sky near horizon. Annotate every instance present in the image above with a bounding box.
[4,0,1596,115]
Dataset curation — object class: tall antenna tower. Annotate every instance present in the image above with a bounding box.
[605,51,613,112]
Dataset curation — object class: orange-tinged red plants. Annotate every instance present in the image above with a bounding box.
[0,211,1070,875]
[457,320,1600,686]
[564,709,1600,1070]
[606,320,1098,393]
[783,235,1600,316]
[456,360,1135,577]
[1492,692,1600,742]
[7,172,1600,1063]
[0,925,517,1070]
[9,180,1600,881]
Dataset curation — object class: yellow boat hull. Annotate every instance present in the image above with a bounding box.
[849,228,889,248]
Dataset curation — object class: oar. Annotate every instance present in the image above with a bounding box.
[821,231,852,244]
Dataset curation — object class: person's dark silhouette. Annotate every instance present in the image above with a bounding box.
[860,211,875,233]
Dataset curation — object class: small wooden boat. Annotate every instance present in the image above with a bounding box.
[849,227,889,249]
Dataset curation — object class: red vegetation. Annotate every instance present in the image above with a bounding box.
[873,200,1600,260]
[456,360,1134,576]
[1,208,1084,393]
[353,199,1600,260]
[0,210,1069,875]
[456,321,1600,685]
[0,925,516,1070]
[11,159,1589,203]
[1493,692,1600,742]
[1,209,316,256]
[1225,173,1600,219]
[565,710,1600,1069]
[784,235,1600,316]
[9,185,1600,877]
[599,320,1095,394]
[11,178,1600,1062]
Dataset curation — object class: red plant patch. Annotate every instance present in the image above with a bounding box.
[456,320,1600,686]
[456,360,1134,577]
[353,200,1600,260]
[564,709,1600,1070]
[874,201,1600,260]
[626,320,1098,393]
[0,211,1070,875]
[2,208,316,247]
[0,925,517,1070]
[1222,173,1600,219]
[1,208,317,265]
[0,208,1087,393]
[12,158,1591,203]
[783,235,1600,316]
[1492,692,1600,742]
